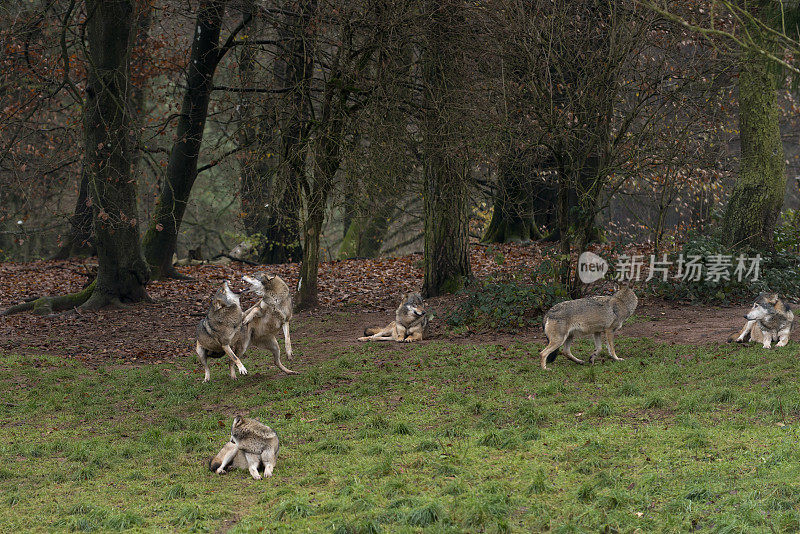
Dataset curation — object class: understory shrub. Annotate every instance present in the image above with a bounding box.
[444,261,567,331]
[647,229,800,303]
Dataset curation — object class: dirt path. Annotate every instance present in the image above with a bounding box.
[0,255,796,369]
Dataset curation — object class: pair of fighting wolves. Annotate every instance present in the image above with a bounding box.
[196,273,297,382]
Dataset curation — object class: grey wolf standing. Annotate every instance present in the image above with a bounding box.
[539,285,638,370]
[732,292,794,348]
[209,416,279,480]
[195,281,248,382]
[358,292,429,342]
[239,273,298,375]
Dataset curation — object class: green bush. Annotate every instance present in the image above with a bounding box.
[444,262,567,331]
[647,230,800,303]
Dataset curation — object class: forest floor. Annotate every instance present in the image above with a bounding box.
[2,244,800,532]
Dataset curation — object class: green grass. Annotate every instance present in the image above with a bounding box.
[2,337,800,532]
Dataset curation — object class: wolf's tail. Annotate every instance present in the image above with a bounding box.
[542,315,559,363]
[364,327,381,336]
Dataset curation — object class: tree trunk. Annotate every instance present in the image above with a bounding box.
[721,47,786,250]
[141,0,229,279]
[296,208,323,307]
[421,0,472,298]
[482,146,536,244]
[51,169,94,259]
[82,0,150,309]
[338,205,394,259]
[52,4,152,262]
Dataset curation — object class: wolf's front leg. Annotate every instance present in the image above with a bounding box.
[762,331,773,349]
[735,320,755,343]
[196,342,211,383]
[223,345,247,376]
[244,452,262,480]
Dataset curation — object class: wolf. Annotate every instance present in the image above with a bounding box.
[238,273,298,375]
[195,281,248,382]
[209,416,279,480]
[732,292,794,349]
[358,292,429,342]
[539,285,638,370]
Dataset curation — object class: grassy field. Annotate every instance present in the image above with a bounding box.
[2,335,800,533]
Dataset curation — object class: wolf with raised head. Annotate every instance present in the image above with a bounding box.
[238,273,298,375]
[195,281,248,382]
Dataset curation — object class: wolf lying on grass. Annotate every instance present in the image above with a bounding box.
[209,416,279,480]
[731,292,794,349]
[358,292,429,342]
[539,284,638,370]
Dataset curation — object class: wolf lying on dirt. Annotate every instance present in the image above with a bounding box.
[731,292,794,349]
[209,416,279,480]
[539,284,638,370]
[358,292,429,342]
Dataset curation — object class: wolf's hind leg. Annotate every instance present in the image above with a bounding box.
[266,336,298,375]
[539,320,566,370]
[196,342,211,383]
[762,331,773,349]
[777,326,791,347]
[282,322,293,360]
[590,333,603,364]
[605,331,623,361]
[215,442,239,474]
[562,335,585,365]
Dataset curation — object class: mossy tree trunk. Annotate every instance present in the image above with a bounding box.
[421,0,472,298]
[482,146,537,244]
[338,205,394,259]
[81,0,150,309]
[721,47,786,250]
[142,0,248,279]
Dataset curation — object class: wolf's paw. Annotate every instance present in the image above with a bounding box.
[357,337,369,342]
[215,467,227,475]
[251,473,262,480]
[238,365,248,375]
